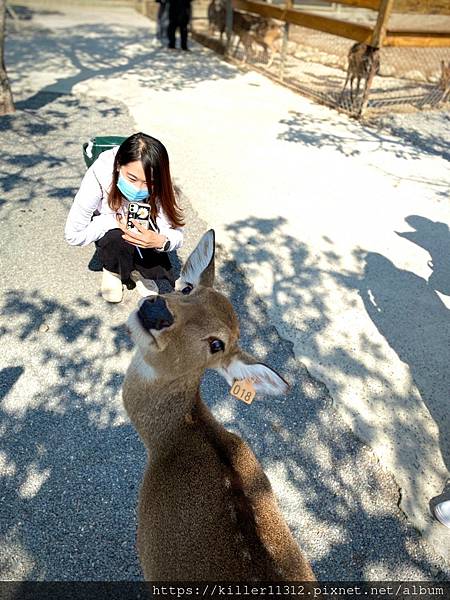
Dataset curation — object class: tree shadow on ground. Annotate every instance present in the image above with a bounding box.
[0,94,133,218]
[0,290,144,580]
[377,114,450,163]
[6,20,240,110]
[278,109,450,163]
[0,367,25,402]
[207,216,449,579]
[0,73,187,579]
[0,84,147,579]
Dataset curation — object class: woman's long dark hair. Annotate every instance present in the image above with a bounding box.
[108,132,184,228]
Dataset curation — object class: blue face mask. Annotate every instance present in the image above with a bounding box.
[117,174,149,202]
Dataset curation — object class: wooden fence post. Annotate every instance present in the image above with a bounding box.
[371,0,394,47]
[359,0,393,116]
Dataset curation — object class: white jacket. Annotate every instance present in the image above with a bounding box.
[65,147,184,251]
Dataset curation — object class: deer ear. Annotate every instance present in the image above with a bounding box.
[217,351,290,396]
[175,230,215,291]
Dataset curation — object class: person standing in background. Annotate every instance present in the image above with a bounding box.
[156,0,169,45]
[167,0,192,51]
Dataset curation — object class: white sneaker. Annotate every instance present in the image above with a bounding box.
[131,271,159,297]
[101,269,123,303]
[434,500,450,528]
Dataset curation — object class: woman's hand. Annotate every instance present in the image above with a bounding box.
[116,214,166,249]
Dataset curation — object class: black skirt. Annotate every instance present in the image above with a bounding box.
[96,228,175,287]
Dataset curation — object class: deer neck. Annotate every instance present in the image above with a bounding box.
[123,350,203,454]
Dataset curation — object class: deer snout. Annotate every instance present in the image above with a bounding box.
[137,297,174,332]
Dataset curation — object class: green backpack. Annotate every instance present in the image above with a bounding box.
[82,136,127,169]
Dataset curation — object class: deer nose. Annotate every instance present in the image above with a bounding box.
[138,297,174,331]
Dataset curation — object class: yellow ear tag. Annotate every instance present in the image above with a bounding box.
[230,379,256,405]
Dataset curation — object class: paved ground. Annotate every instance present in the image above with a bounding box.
[1,0,449,580]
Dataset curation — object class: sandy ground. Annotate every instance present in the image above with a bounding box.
[1,0,450,579]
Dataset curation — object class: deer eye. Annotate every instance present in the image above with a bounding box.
[209,339,225,354]
[181,283,193,295]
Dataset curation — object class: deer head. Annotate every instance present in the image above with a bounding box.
[126,230,289,395]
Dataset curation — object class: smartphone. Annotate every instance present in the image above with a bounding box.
[126,202,158,232]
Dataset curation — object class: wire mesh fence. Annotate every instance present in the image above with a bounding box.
[191,1,450,118]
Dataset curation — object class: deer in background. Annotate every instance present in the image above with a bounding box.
[123,230,315,581]
[342,42,380,105]
[207,0,282,67]
[233,16,283,68]
[208,0,226,42]
[439,60,450,103]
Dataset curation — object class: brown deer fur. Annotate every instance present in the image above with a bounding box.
[233,12,281,67]
[439,60,450,102]
[245,20,282,68]
[208,0,226,42]
[342,42,380,104]
[123,230,315,581]
[207,0,281,67]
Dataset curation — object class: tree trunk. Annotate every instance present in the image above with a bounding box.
[0,0,15,115]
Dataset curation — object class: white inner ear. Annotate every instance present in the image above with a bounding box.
[217,360,289,396]
[176,230,214,290]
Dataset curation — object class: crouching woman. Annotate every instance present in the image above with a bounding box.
[65,132,184,303]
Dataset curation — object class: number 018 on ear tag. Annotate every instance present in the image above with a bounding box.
[230,379,256,405]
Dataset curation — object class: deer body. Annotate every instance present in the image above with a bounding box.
[232,12,281,67]
[244,20,282,68]
[342,42,380,104]
[439,60,450,103]
[208,0,226,42]
[207,1,281,67]
[123,231,315,581]
[124,369,312,580]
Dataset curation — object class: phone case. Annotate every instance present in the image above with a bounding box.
[126,202,158,232]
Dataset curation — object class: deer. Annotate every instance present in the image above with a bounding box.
[341,42,380,105]
[207,0,226,42]
[244,19,283,68]
[123,230,315,581]
[207,2,281,67]
[439,60,450,103]
[232,12,281,67]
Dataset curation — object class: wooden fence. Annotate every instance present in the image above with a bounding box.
[394,0,450,15]
[214,0,449,116]
[231,0,450,48]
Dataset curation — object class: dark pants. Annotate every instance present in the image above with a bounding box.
[96,229,174,287]
[167,0,191,50]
